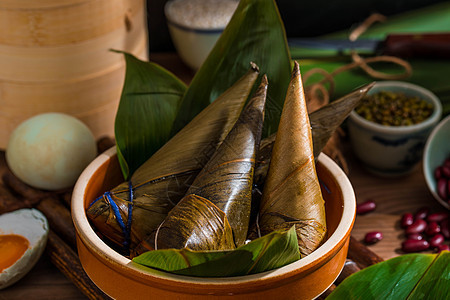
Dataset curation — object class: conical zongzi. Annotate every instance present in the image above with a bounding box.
[134,75,268,254]
[86,64,260,251]
[254,82,374,188]
[258,61,327,257]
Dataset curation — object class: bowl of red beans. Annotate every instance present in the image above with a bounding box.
[423,114,450,210]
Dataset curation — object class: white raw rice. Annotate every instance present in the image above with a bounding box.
[166,0,239,29]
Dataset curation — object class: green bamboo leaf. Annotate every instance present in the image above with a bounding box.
[328,252,450,300]
[114,51,187,179]
[243,225,300,274]
[171,0,291,138]
[408,251,450,299]
[132,226,300,277]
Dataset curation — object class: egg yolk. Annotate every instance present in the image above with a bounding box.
[0,234,29,272]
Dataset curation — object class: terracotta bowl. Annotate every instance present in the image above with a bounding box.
[72,148,356,299]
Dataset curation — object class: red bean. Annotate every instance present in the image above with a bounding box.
[437,244,450,253]
[402,239,430,253]
[441,219,450,239]
[401,213,414,228]
[406,219,427,234]
[429,234,445,248]
[445,158,450,168]
[427,212,449,223]
[442,166,450,178]
[442,157,450,167]
[437,178,448,200]
[435,166,442,179]
[447,181,450,200]
[414,207,429,220]
[356,200,376,215]
[364,231,383,244]
[425,221,441,236]
[407,233,424,241]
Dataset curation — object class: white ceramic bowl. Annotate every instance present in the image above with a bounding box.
[348,81,442,177]
[72,149,356,299]
[423,114,450,209]
[164,0,237,70]
[165,23,222,70]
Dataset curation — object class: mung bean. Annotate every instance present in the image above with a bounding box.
[355,91,433,126]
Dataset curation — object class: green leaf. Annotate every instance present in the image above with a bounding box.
[114,52,187,179]
[114,0,292,178]
[171,0,291,138]
[408,251,450,299]
[328,251,450,300]
[132,226,300,277]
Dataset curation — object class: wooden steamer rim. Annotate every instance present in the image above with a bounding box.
[0,0,144,46]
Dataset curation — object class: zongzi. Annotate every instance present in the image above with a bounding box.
[134,75,268,254]
[254,82,374,189]
[257,61,327,257]
[86,64,260,251]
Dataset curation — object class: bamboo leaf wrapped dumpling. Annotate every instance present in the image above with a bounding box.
[258,62,326,257]
[134,76,268,254]
[253,82,374,188]
[86,64,260,251]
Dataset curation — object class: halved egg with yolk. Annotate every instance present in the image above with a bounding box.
[0,234,30,272]
[0,209,48,289]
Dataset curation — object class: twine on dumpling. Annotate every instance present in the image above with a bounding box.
[126,181,134,250]
[90,181,135,254]
[104,191,128,246]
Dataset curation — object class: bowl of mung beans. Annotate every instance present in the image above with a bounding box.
[347,81,442,177]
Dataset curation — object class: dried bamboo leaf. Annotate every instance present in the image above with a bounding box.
[186,76,268,247]
[144,194,235,251]
[86,65,260,250]
[310,82,375,157]
[254,82,374,188]
[258,61,326,257]
[134,77,268,254]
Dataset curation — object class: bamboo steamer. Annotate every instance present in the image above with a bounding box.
[0,0,149,149]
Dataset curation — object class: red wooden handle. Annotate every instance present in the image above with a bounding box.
[383,33,450,59]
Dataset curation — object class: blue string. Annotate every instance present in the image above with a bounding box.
[126,181,134,249]
[89,183,135,253]
[88,195,103,208]
[319,179,331,194]
[104,192,128,246]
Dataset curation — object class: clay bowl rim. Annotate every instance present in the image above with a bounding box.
[72,148,356,286]
[349,81,442,135]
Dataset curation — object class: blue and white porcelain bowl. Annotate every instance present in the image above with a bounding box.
[348,81,442,177]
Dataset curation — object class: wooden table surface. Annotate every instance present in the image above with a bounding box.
[1,53,447,299]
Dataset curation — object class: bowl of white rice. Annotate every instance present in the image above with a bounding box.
[165,0,239,70]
